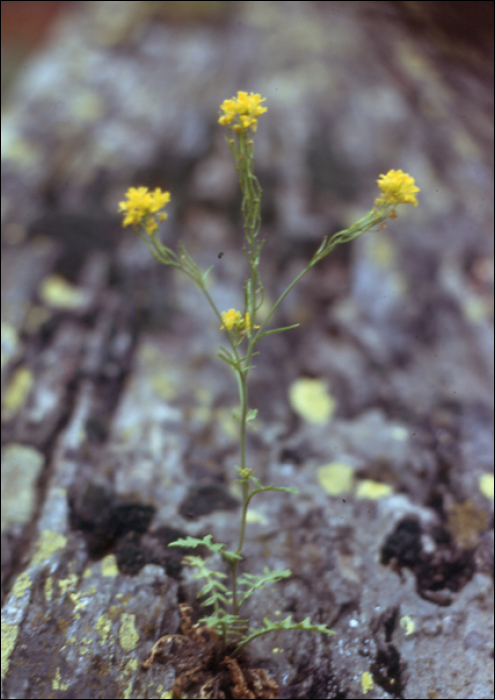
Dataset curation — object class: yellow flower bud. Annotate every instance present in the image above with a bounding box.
[375,170,419,207]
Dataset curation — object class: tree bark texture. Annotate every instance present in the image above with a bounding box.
[1,2,493,699]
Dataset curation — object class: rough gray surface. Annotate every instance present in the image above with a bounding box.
[1,2,493,699]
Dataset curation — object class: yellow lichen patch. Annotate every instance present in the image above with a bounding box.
[369,231,397,269]
[1,367,33,421]
[246,509,267,525]
[391,425,409,441]
[138,342,160,365]
[355,479,393,500]
[39,274,89,310]
[70,90,105,123]
[150,374,176,401]
[44,577,53,602]
[57,573,79,596]
[119,613,139,652]
[288,378,335,424]
[361,670,374,694]
[400,615,415,636]
[190,404,212,425]
[95,614,112,645]
[101,554,119,577]
[2,134,42,168]
[317,462,354,496]
[1,620,20,680]
[52,667,69,691]
[70,591,87,615]
[1,443,44,529]
[217,406,239,440]
[122,658,141,699]
[11,571,32,599]
[479,473,494,500]
[31,530,67,566]
[462,295,492,323]
[57,574,88,616]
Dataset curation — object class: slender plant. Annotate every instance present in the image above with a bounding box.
[119,91,419,654]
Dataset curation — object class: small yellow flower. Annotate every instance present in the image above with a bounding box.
[244,312,260,333]
[220,309,260,336]
[220,309,243,330]
[119,187,171,235]
[219,92,267,132]
[376,170,419,207]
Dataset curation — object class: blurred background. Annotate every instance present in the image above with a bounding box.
[2,1,71,100]
[2,0,493,379]
[2,1,493,101]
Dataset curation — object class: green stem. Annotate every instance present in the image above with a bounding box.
[250,206,393,349]
[230,366,250,616]
[171,249,251,620]
[252,264,311,348]
[233,626,276,654]
[225,129,265,619]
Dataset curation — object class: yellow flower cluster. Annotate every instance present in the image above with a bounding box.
[376,170,419,208]
[220,309,258,334]
[119,187,171,236]
[219,91,267,132]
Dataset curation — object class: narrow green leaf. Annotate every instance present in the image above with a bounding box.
[217,347,237,367]
[237,567,292,605]
[218,345,233,357]
[168,536,208,549]
[258,324,300,339]
[202,265,214,284]
[217,354,236,368]
[221,549,243,564]
[203,593,229,607]
[246,408,258,421]
[234,614,335,653]
[248,474,299,496]
[169,534,227,556]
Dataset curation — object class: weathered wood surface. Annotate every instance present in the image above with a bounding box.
[1,2,493,698]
